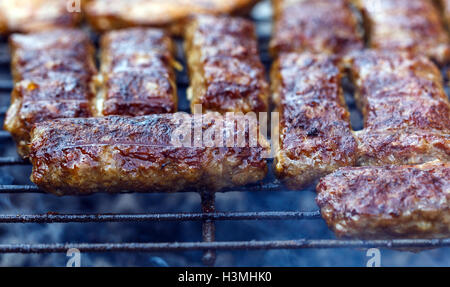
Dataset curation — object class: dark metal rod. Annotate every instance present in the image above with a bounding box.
[0,181,287,194]
[1,239,449,253]
[0,58,9,65]
[201,192,217,266]
[0,185,41,193]
[0,157,28,166]
[0,131,11,139]
[0,106,7,115]
[0,211,322,223]
[223,181,284,192]
[0,79,12,90]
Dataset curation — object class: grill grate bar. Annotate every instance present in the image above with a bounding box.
[1,239,449,253]
[0,79,12,90]
[0,131,11,139]
[0,157,28,166]
[0,181,287,194]
[201,192,216,265]
[0,211,322,223]
[0,185,41,193]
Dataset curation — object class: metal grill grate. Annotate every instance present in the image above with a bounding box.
[0,11,449,267]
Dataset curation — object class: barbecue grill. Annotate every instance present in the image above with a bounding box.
[0,2,449,267]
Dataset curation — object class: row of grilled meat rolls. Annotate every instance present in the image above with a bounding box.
[270,0,450,239]
[2,0,450,239]
[4,15,271,195]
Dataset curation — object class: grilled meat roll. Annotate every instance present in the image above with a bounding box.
[347,50,450,166]
[96,28,177,116]
[354,0,450,64]
[84,0,260,34]
[30,114,270,195]
[4,29,96,158]
[270,0,364,57]
[0,0,82,34]
[184,15,269,114]
[272,53,358,189]
[316,161,450,239]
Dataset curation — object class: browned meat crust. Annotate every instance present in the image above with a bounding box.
[96,28,177,116]
[270,0,364,57]
[9,29,96,83]
[184,15,269,114]
[0,0,82,34]
[84,0,260,34]
[0,14,7,34]
[443,0,450,27]
[4,29,96,158]
[316,161,450,239]
[29,114,270,195]
[354,0,450,64]
[272,53,357,189]
[347,50,450,166]
[356,130,449,166]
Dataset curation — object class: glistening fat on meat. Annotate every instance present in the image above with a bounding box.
[272,53,358,189]
[184,15,269,114]
[4,29,96,158]
[96,28,178,116]
[316,161,450,239]
[29,114,270,195]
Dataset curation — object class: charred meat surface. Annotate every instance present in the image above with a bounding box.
[84,0,260,34]
[355,130,449,167]
[316,161,450,239]
[0,0,81,34]
[96,28,177,116]
[4,29,96,158]
[30,114,270,195]
[184,15,269,114]
[270,0,363,57]
[347,50,450,166]
[354,0,450,64]
[272,53,357,189]
[9,29,96,83]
